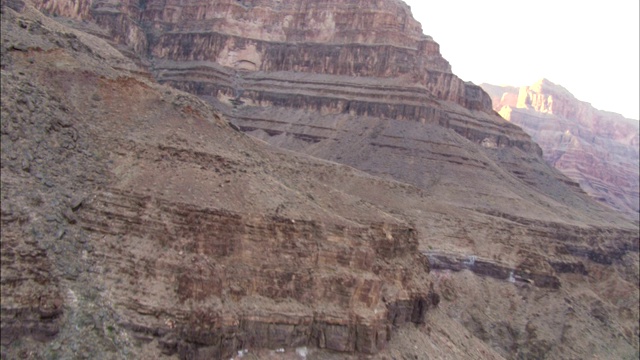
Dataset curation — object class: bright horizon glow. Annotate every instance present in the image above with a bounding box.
[403,0,640,120]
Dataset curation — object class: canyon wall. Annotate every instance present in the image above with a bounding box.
[482,79,640,218]
[1,1,638,359]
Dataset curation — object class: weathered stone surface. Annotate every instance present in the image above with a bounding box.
[426,252,562,289]
[482,79,640,218]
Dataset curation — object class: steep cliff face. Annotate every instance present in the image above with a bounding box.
[3,1,639,359]
[31,0,499,120]
[482,79,640,218]
[140,0,503,133]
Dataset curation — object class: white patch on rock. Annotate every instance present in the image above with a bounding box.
[481,138,497,148]
[296,347,308,358]
[66,288,78,305]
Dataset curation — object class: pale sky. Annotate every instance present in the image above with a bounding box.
[403,0,640,120]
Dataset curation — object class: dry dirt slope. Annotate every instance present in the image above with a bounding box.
[1,2,639,360]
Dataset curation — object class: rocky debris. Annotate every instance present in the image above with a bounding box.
[481,79,640,218]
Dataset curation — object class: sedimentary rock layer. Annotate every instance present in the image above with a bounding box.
[80,188,436,357]
[31,0,515,139]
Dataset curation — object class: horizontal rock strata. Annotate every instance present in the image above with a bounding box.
[30,0,533,149]
[425,252,562,289]
[0,10,440,357]
[78,188,436,357]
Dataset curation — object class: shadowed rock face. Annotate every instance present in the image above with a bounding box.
[2,1,639,360]
[482,79,640,218]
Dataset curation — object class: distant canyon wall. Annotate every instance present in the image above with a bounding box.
[482,79,640,218]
